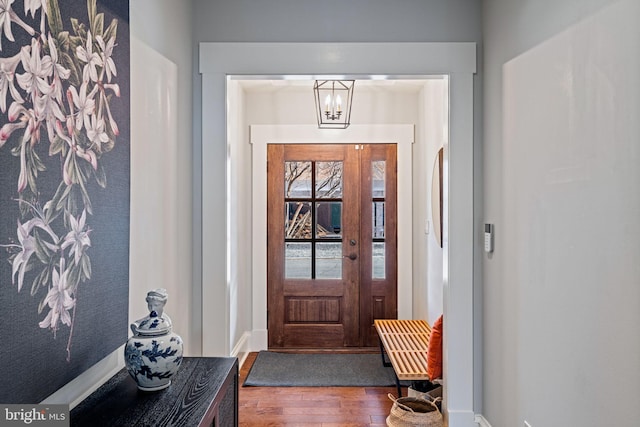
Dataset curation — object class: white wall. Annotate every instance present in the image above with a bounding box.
[244,85,421,124]
[227,80,252,357]
[192,0,482,43]
[482,0,640,426]
[129,0,196,355]
[128,37,180,341]
[414,80,447,325]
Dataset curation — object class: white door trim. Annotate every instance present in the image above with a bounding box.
[199,42,476,427]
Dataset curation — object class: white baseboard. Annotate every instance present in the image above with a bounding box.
[475,414,493,427]
[231,332,251,368]
[42,346,124,409]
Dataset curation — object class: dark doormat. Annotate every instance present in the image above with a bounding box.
[243,351,401,387]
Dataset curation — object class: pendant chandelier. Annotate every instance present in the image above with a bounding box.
[313,80,354,129]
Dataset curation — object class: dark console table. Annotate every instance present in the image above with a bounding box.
[71,357,238,426]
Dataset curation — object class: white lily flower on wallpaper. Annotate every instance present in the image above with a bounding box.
[11,210,58,258]
[0,120,25,147]
[8,211,61,292]
[10,102,38,156]
[86,113,108,149]
[3,0,36,42]
[24,0,43,17]
[24,0,47,33]
[0,0,15,49]
[38,259,76,334]
[16,38,52,99]
[61,209,91,265]
[69,82,96,132]
[10,101,38,145]
[0,51,23,113]
[1,102,29,148]
[47,33,70,103]
[96,35,117,83]
[0,0,35,51]
[35,90,65,143]
[76,30,103,83]
[11,218,38,292]
[10,105,40,191]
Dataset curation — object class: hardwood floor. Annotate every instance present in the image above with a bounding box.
[239,352,407,426]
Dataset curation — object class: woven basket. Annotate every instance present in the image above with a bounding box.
[386,394,443,427]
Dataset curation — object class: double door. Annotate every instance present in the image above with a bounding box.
[267,144,397,348]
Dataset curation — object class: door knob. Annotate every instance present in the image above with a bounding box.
[343,253,357,260]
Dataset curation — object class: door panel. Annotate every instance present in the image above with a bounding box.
[267,144,396,348]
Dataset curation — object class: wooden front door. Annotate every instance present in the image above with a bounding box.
[267,144,397,348]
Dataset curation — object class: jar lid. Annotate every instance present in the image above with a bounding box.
[134,312,172,336]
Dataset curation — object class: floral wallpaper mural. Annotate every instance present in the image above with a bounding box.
[0,0,129,403]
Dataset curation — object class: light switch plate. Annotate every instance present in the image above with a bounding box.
[484,223,494,253]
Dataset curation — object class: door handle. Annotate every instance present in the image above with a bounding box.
[343,253,357,260]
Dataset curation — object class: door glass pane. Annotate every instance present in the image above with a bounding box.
[372,161,385,197]
[285,243,311,278]
[316,161,343,198]
[372,201,385,238]
[316,242,342,279]
[373,242,385,279]
[285,202,311,239]
[285,161,312,197]
[372,160,386,279]
[316,202,342,238]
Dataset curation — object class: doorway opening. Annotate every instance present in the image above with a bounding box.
[236,77,446,350]
[199,41,477,425]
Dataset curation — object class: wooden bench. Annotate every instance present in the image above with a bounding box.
[374,319,432,397]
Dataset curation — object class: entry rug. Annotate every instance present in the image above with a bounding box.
[243,351,400,387]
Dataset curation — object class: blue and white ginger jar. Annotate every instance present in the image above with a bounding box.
[124,289,183,391]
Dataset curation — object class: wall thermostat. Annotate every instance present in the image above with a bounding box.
[484,223,494,253]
